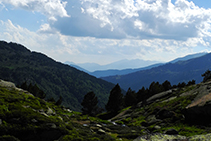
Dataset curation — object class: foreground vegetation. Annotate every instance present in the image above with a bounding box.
[2,78,211,140]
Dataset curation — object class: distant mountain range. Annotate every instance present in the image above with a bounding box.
[0,41,115,111]
[102,52,210,91]
[66,52,207,78]
[65,59,162,72]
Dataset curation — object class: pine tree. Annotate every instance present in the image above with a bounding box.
[124,87,137,107]
[202,70,211,82]
[81,91,99,116]
[162,80,171,91]
[106,84,123,113]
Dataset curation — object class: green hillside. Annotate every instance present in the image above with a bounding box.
[2,78,211,140]
[0,41,115,111]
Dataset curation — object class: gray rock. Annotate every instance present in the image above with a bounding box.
[95,124,102,128]
[0,119,2,125]
[146,115,162,125]
[31,119,38,123]
[47,107,55,115]
[46,123,57,129]
[147,89,174,103]
[134,133,187,141]
[154,125,161,130]
[97,129,106,135]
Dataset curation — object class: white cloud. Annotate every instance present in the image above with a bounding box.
[39,0,210,49]
[0,0,69,21]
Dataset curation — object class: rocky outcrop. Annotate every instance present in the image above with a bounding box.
[134,133,211,141]
[0,79,34,96]
[184,81,211,124]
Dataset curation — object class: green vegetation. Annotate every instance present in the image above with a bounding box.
[81,91,101,116]
[0,41,115,111]
[1,40,211,140]
[0,85,120,141]
[106,84,124,114]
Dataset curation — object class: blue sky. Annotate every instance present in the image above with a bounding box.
[0,0,211,65]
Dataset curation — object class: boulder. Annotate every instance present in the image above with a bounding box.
[146,89,174,104]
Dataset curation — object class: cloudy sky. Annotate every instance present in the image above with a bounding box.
[0,0,211,65]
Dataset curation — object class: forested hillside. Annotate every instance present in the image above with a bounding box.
[0,41,115,111]
[102,53,211,91]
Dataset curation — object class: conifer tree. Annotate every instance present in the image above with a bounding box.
[81,91,99,116]
[106,84,123,113]
[124,87,137,107]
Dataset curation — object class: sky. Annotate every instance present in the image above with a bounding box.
[0,0,211,65]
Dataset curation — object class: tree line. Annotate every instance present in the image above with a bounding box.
[81,79,197,117]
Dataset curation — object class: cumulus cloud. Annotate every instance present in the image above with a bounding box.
[1,0,211,42]
[49,0,211,42]
[0,0,69,21]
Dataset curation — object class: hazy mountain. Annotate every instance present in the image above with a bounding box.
[102,53,211,91]
[90,63,163,78]
[65,61,90,73]
[72,59,161,72]
[90,52,208,78]
[169,52,208,63]
[0,41,115,111]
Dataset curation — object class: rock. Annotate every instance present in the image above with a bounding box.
[0,79,16,88]
[40,112,49,117]
[0,119,2,125]
[83,124,88,127]
[164,128,178,135]
[58,116,63,121]
[154,125,161,130]
[97,129,106,135]
[46,123,57,129]
[156,109,175,119]
[189,133,211,140]
[46,107,55,116]
[134,133,187,141]
[0,135,21,141]
[31,119,38,123]
[147,90,174,104]
[146,115,162,126]
[185,92,211,124]
[95,124,102,128]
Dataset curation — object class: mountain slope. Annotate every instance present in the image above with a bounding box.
[0,41,115,111]
[102,53,211,91]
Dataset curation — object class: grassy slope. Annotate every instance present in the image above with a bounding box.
[0,41,115,111]
[0,84,119,141]
[1,80,211,140]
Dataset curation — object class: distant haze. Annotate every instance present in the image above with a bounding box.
[66,59,162,72]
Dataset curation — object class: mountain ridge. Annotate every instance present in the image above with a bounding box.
[102,52,211,91]
[0,40,115,111]
[67,52,207,78]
